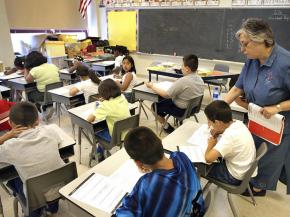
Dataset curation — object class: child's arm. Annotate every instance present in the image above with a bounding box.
[145,82,169,98]
[204,136,221,163]
[69,87,80,96]
[0,126,28,145]
[4,67,17,75]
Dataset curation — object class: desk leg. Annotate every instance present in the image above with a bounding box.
[154,103,158,132]
[149,71,151,82]
[0,195,3,217]
[57,102,61,126]
[78,127,82,164]
[156,73,159,81]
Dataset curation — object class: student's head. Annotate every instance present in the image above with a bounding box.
[24,51,47,70]
[98,79,121,100]
[9,102,39,128]
[14,56,25,70]
[121,55,136,75]
[113,45,128,57]
[204,100,233,133]
[76,65,101,85]
[182,54,198,74]
[124,127,164,172]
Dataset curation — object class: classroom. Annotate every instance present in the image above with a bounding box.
[0,0,290,216]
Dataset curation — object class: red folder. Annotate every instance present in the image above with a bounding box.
[248,120,284,145]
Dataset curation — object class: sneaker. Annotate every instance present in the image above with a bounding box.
[45,107,55,121]
[163,123,175,134]
[241,184,266,197]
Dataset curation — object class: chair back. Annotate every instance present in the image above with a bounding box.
[177,95,203,121]
[107,114,140,149]
[43,82,63,104]
[23,162,77,216]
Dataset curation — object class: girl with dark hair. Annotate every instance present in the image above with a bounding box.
[4,56,25,75]
[69,65,101,103]
[24,51,60,120]
[115,55,138,102]
[87,79,130,141]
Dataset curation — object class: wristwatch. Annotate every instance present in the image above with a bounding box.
[276,104,281,112]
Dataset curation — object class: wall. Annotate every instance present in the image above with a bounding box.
[0,0,15,67]
[4,0,87,29]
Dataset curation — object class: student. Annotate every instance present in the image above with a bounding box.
[115,56,138,102]
[146,54,204,133]
[4,56,25,75]
[0,102,65,217]
[204,100,256,186]
[115,126,205,217]
[114,45,128,69]
[87,79,130,141]
[0,100,16,133]
[24,51,60,119]
[69,64,101,103]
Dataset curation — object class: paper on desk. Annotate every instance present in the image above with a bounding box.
[178,146,206,163]
[187,124,210,148]
[70,173,127,214]
[154,81,173,92]
[81,108,95,119]
[108,159,143,192]
[59,68,70,74]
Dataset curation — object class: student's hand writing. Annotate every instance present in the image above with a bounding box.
[145,82,153,89]
[210,128,220,138]
[260,105,278,119]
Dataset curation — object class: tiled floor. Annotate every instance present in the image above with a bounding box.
[1,88,290,217]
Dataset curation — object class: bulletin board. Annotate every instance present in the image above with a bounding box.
[107,11,137,51]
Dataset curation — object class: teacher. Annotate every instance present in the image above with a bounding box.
[224,18,290,195]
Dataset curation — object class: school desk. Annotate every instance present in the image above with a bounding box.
[0,85,11,99]
[59,69,79,84]
[68,102,137,165]
[0,72,23,85]
[0,124,76,216]
[48,84,85,126]
[91,61,115,76]
[147,62,239,82]
[6,77,37,101]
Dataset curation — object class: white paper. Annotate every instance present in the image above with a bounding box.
[109,159,143,192]
[154,81,173,91]
[81,108,95,119]
[187,124,211,148]
[59,68,70,74]
[248,103,284,133]
[178,146,206,163]
[70,173,126,214]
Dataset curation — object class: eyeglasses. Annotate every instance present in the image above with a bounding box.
[239,40,252,49]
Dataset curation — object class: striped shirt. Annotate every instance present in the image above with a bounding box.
[116,151,204,217]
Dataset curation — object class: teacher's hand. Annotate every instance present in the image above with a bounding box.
[260,105,279,119]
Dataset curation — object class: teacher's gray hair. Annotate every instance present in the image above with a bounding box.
[236,18,275,47]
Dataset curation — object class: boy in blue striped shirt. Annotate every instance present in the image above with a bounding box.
[115,127,204,217]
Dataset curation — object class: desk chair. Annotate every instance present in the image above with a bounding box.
[40,82,63,122]
[90,114,140,167]
[12,162,77,217]
[202,142,267,217]
[204,63,230,97]
[129,81,148,119]
[160,95,203,136]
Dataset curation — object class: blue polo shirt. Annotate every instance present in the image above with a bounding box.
[115,151,204,217]
[235,44,290,133]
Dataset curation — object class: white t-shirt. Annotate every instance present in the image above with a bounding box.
[115,55,125,68]
[122,72,138,93]
[75,79,99,103]
[0,125,65,181]
[213,120,256,180]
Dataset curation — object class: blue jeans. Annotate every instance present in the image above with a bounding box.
[7,178,59,217]
[206,161,242,186]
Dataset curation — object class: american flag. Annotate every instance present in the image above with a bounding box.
[79,0,92,19]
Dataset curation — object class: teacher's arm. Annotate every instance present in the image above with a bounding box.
[261,100,290,119]
[224,86,244,104]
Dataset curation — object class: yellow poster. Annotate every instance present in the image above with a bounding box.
[108,11,137,51]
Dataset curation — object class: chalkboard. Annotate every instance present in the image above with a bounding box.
[138,8,290,62]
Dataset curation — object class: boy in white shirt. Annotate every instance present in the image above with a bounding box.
[204,100,256,186]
